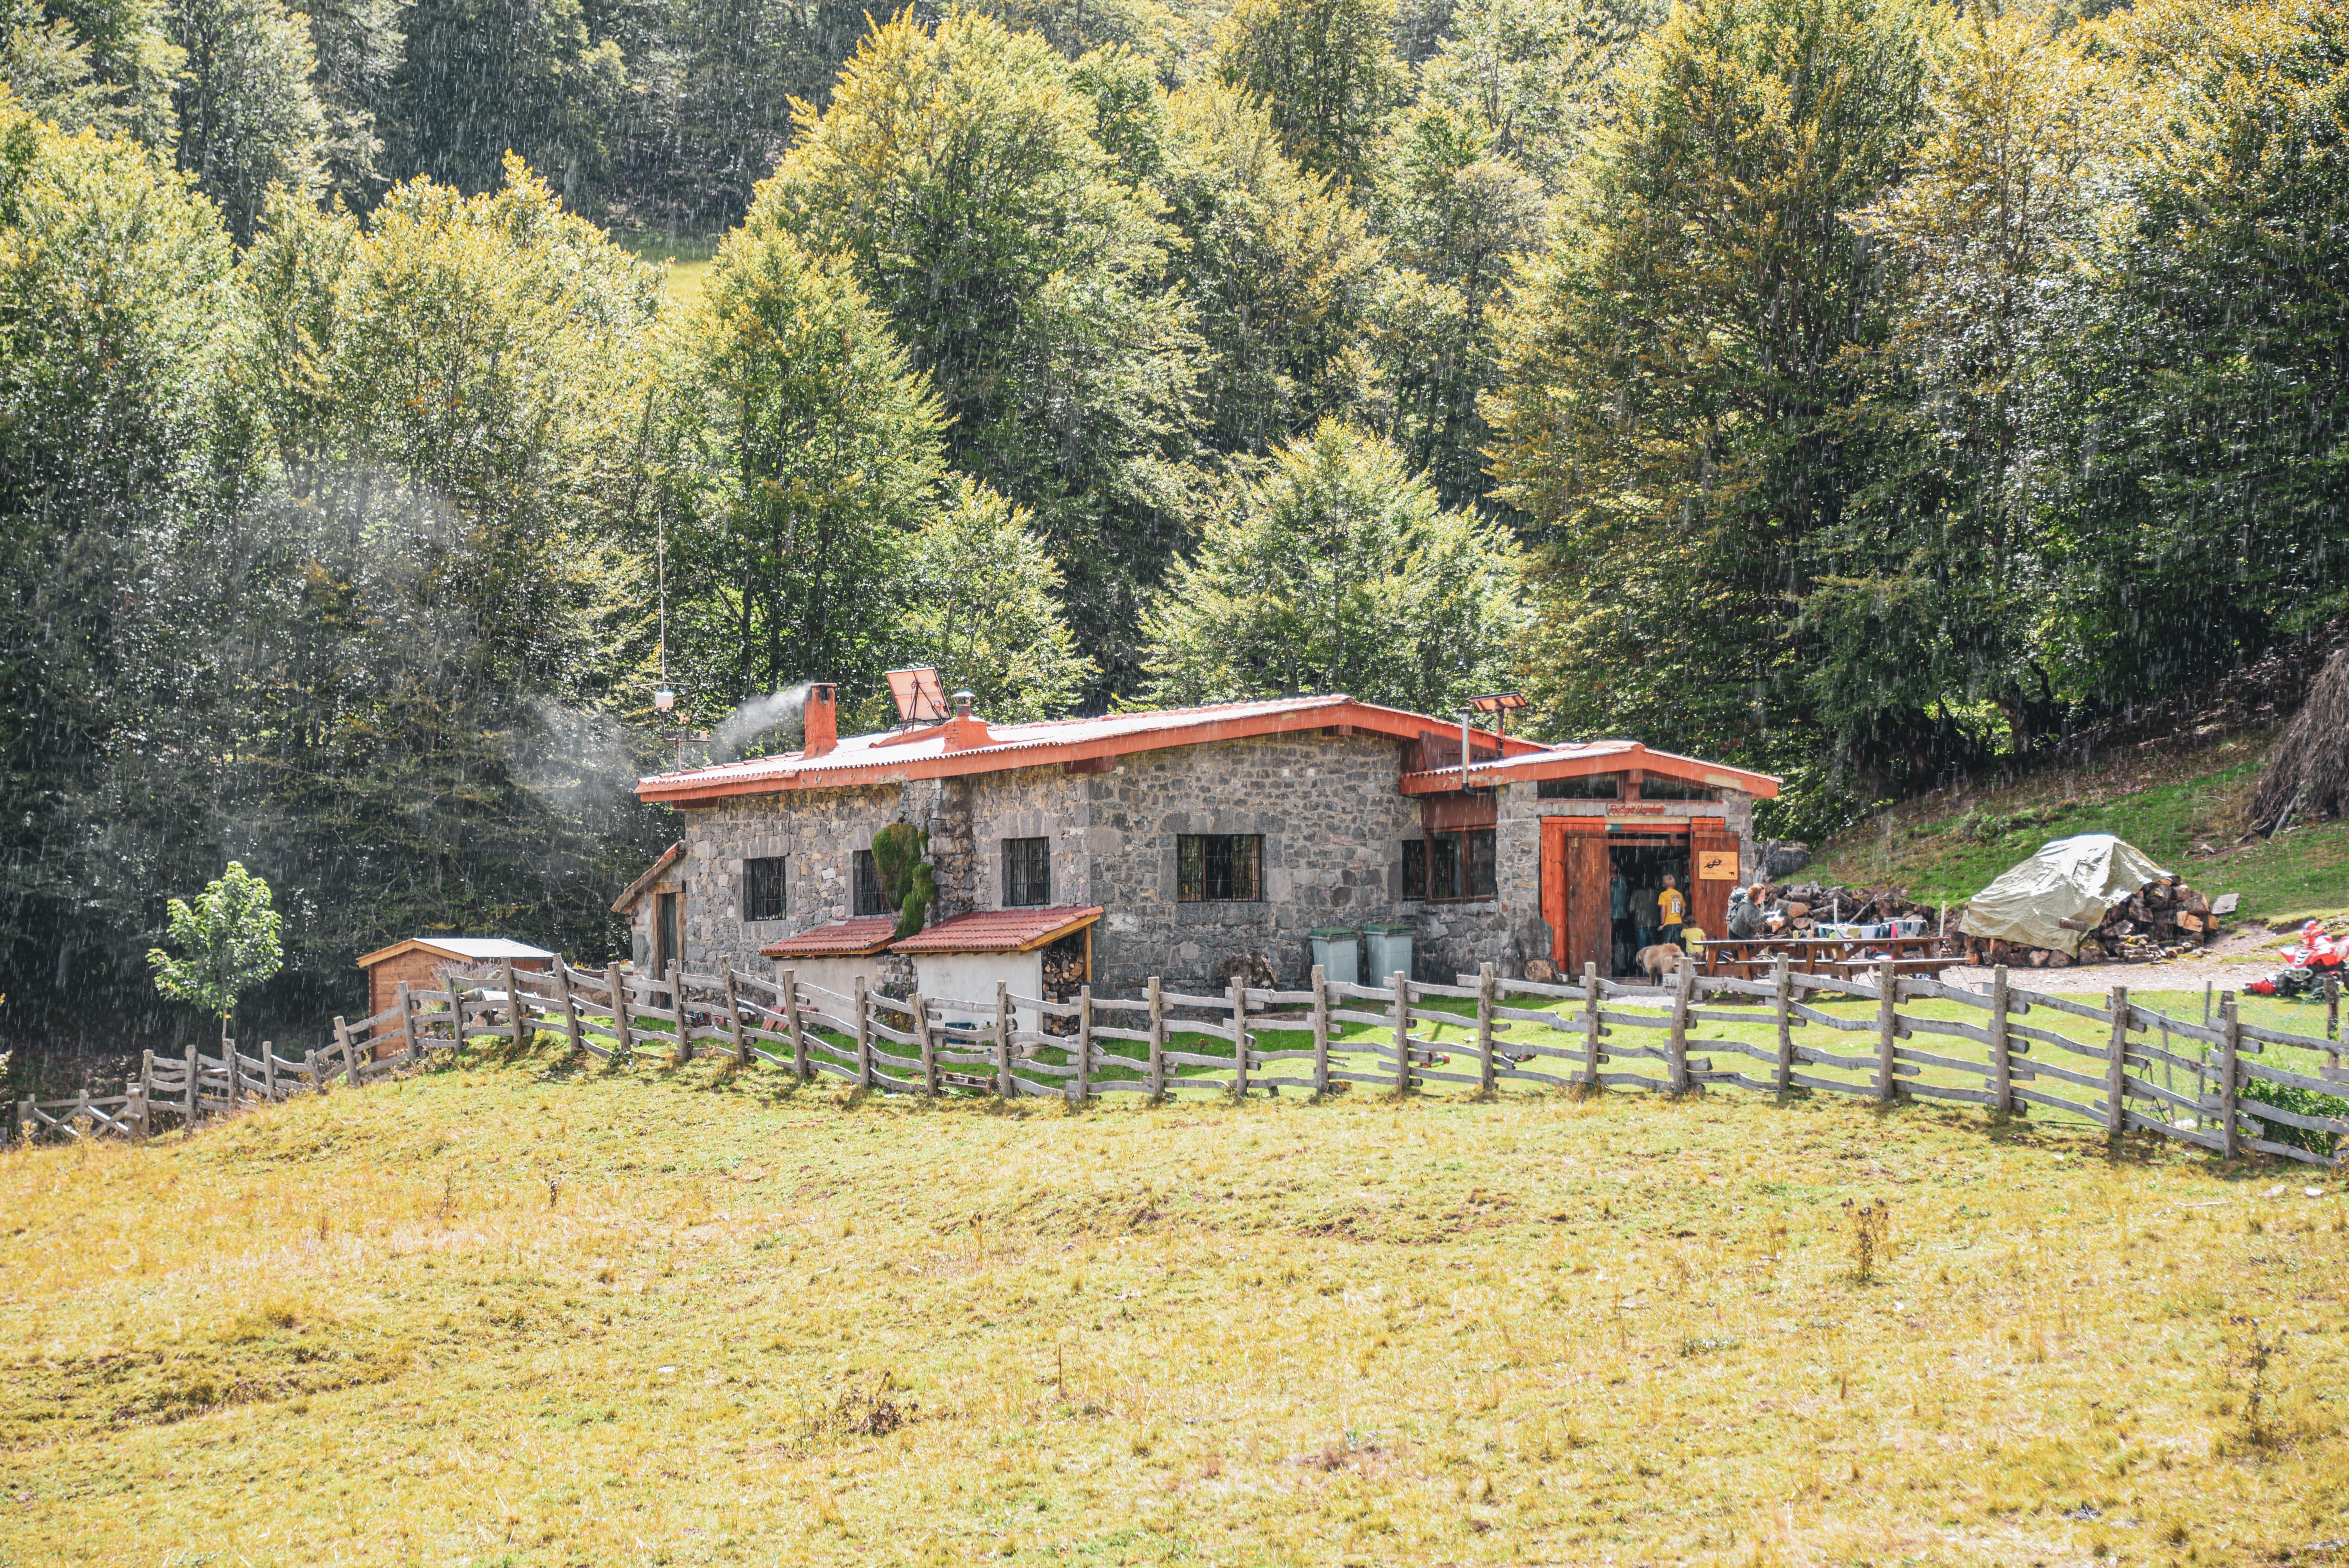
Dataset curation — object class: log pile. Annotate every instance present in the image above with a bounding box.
[1962,873,2216,968]
[1753,882,1947,938]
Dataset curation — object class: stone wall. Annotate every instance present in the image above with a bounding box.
[649,734,1763,993]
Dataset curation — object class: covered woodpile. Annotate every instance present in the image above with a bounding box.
[2249,646,2349,833]
[1963,873,2217,968]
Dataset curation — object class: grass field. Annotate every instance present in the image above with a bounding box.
[1810,732,2349,928]
[5,1023,2346,1566]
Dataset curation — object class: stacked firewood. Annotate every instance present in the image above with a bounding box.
[1963,874,2216,968]
[1041,945,1089,998]
[1755,882,1948,937]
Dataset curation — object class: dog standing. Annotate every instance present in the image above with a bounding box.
[1635,943,1686,983]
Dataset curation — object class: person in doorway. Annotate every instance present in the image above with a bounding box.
[1630,880,1660,954]
[1658,874,1688,949]
[1610,866,1631,971]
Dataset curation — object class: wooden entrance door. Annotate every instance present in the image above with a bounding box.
[1540,818,1611,978]
[1689,819,1739,939]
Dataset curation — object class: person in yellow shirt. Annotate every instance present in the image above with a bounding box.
[1658,875,1688,949]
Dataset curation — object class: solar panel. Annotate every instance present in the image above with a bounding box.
[885,666,951,724]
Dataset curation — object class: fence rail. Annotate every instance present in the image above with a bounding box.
[10,954,2346,1167]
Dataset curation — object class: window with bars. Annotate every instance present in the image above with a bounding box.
[1403,829,1497,900]
[743,856,786,922]
[1003,837,1050,906]
[852,849,888,916]
[1176,834,1262,902]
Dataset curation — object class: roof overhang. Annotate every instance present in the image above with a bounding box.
[762,916,902,959]
[636,697,1548,807]
[611,841,687,913]
[356,937,557,968]
[889,905,1103,955]
[1399,742,1780,799]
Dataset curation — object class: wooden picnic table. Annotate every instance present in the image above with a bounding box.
[1698,934,1963,982]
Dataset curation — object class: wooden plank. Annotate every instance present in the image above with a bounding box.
[2008,986,2112,1025]
[1476,965,1496,1095]
[2219,993,2241,1159]
[1229,978,1248,1101]
[1668,964,1692,1095]
[1582,964,1603,1088]
[855,976,873,1091]
[1148,976,1165,1100]
[1077,986,1094,1103]
[1309,967,1328,1099]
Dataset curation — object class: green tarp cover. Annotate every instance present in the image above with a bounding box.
[1959,834,2170,956]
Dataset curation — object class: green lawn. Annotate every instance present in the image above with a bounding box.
[7,1033,2345,1566]
[1811,735,2349,926]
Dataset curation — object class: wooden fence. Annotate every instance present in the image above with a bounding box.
[10,955,2346,1169]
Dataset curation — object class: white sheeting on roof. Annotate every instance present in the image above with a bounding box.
[1958,834,2169,956]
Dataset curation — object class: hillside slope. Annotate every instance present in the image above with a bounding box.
[5,1053,2346,1565]
[1811,730,2349,928]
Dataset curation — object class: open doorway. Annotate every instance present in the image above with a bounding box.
[1607,839,1689,976]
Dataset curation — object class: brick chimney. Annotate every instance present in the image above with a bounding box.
[803,683,837,757]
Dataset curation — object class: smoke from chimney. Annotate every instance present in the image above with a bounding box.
[713,683,812,761]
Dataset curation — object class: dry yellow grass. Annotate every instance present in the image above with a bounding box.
[4,1047,2346,1566]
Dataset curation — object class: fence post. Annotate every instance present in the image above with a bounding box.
[2105,984,2130,1139]
[333,1017,358,1088]
[141,1051,156,1134]
[184,1040,199,1122]
[2328,973,2340,1059]
[1307,967,1328,1099]
[399,980,420,1065]
[303,1048,317,1093]
[1221,978,1243,1099]
[73,1088,88,1139]
[498,958,522,1053]
[2218,991,2240,1160]
[1149,976,1167,1100]
[1581,962,1602,1089]
[1477,964,1496,1095]
[1772,958,1794,1094]
[783,968,808,1081]
[606,962,634,1061]
[555,960,583,1058]
[854,976,873,1091]
[1668,963,1692,1094]
[1874,959,1898,1102]
[915,991,937,1096]
[224,1031,241,1109]
[996,980,1013,1100]
[1391,971,1411,1094]
[666,961,686,1062]
[1075,985,1093,1104]
[262,1040,277,1102]
[1988,965,2013,1115]
[132,1083,148,1140]
[723,961,749,1066]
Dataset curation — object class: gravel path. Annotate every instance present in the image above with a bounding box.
[1938,927,2318,995]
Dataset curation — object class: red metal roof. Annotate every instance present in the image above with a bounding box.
[1399,741,1780,799]
[637,695,1547,806]
[888,905,1103,954]
[760,917,900,958]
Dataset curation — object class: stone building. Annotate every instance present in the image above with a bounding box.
[625,684,1779,994]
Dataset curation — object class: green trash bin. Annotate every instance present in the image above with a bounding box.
[1363,924,1415,984]
[1309,929,1361,986]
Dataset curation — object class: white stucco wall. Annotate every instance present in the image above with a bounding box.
[911,951,1046,1034]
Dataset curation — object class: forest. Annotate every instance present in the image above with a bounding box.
[1,0,2343,1059]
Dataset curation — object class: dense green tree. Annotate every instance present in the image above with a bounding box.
[30,0,179,143]
[653,224,947,716]
[147,862,284,1030]
[388,0,625,203]
[1414,0,1658,189]
[1141,72,1383,456]
[301,0,405,206]
[166,0,327,242]
[1214,0,1408,189]
[1363,101,1541,509]
[750,9,1200,696]
[1488,0,1934,815]
[2033,0,2349,701]
[0,97,234,1042]
[898,477,1097,722]
[1142,419,1524,710]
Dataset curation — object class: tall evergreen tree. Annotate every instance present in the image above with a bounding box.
[166,0,328,242]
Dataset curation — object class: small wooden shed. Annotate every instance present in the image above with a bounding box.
[357,937,556,1019]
